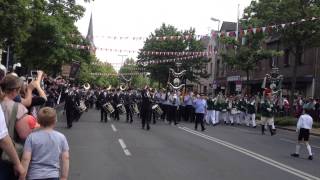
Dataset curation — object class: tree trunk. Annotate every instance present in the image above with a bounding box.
[290,44,302,114]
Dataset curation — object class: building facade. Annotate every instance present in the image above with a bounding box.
[214,22,320,98]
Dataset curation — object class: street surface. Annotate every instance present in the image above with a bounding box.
[56,109,320,180]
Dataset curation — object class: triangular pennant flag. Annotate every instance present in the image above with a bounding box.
[253,28,257,34]
[262,27,266,32]
[244,30,248,35]
[281,24,286,28]
[301,19,306,22]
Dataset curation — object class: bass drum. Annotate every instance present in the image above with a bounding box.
[103,102,115,114]
[117,104,126,114]
[130,103,140,114]
[152,104,163,116]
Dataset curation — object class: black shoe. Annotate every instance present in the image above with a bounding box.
[130,120,133,123]
[231,123,234,126]
[201,128,206,131]
[174,122,179,125]
[308,155,313,160]
[146,126,150,130]
[253,126,257,128]
[291,153,299,158]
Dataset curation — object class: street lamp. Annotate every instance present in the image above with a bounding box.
[210,17,221,31]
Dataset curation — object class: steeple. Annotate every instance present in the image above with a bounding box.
[86,13,96,54]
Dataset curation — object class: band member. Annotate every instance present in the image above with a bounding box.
[228,95,238,125]
[168,91,180,125]
[220,95,229,124]
[98,90,108,123]
[184,91,194,122]
[141,86,152,130]
[206,95,216,125]
[260,90,276,136]
[193,93,207,131]
[113,89,121,121]
[291,107,313,160]
[124,89,134,123]
[246,96,257,128]
[64,89,76,128]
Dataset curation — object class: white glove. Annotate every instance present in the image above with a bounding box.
[267,108,271,112]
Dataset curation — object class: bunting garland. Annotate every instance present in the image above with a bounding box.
[71,17,320,42]
[71,34,206,41]
[90,72,144,76]
[137,54,207,66]
[68,44,215,56]
[212,16,320,38]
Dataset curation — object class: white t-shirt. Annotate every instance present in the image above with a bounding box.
[0,105,8,140]
[297,114,313,130]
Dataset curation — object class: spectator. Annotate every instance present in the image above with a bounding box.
[21,107,69,180]
[0,105,26,180]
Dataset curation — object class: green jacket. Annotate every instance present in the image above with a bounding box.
[207,99,215,110]
[260,101,275,117]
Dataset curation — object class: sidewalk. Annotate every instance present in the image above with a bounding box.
[276,126,320,137]
[256,120,320,136]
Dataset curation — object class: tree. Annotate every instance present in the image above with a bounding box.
[138,23,210,88]
[244,0,320,110]
[0,0,32,54]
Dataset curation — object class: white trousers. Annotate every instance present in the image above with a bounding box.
[229,113,239,124]
[220,112,228,123]
[207,110,216,124]
[246,113,256,127]
[215,111,220,123]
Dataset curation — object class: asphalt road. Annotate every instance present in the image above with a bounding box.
[56,109,320,180]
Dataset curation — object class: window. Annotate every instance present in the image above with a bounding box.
[284,49,290,67]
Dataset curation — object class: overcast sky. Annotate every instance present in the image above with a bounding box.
[75,0,252,70]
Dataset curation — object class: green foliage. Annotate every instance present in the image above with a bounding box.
[0,0,101,79]
[119,58,149,88]
[138,23,210,87]
[79,58,119,87]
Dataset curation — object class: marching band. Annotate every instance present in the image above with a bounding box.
[63,84,281,134]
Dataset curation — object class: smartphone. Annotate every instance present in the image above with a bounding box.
[27,77,33,84]
[30,70,37,79]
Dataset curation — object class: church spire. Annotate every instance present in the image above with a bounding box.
[86,13,96,54]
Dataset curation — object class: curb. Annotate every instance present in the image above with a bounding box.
[276,126,320,137]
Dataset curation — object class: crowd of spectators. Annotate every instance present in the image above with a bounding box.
[0,65,69,180]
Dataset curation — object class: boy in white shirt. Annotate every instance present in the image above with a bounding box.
[291,107,313,160]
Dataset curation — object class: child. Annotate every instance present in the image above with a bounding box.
[291,107,313,160]
[21,107,70,180]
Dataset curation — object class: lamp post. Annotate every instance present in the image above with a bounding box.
[210,17,220,31]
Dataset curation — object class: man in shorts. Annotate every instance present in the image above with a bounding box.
[291,107,313,160]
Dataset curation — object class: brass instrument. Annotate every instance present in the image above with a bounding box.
[83,83,90,90]
[107,85,112,91]
[103,102,115,114]
[120,85,126,91]
[117,104,126,114]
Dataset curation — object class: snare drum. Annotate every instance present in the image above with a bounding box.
[117,104,126,114]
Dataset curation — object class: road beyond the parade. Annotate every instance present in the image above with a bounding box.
[56,109,320,180]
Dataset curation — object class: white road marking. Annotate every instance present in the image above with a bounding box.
[118,139,131,156]
[179,126,320,180]
[280,138,320,149]
[111,124,117,132]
